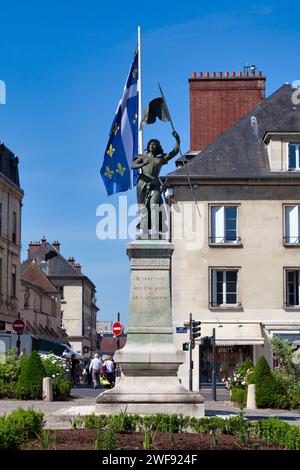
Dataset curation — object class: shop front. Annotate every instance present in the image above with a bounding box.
[200,344,253,383]
[199,322,264,384]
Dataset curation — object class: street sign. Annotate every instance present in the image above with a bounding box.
[176,327,187,333]
[12,319,25,333]
[190,339,196,349]
[112,321,123,336]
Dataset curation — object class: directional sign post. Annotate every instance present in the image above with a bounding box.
[176,327,187,333]
[12,318,25,356]
[113,319,123,351]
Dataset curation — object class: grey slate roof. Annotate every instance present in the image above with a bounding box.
[23,242,84,278]
[167,84,300,179]
[0,143,21,187]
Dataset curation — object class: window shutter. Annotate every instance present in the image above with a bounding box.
[211,206,224,243]
[289,145,296,170]
[285,206,299,243]
[212,270,217,305]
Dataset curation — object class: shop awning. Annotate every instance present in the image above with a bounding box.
[200,323,264,345]
[34,338,67,356]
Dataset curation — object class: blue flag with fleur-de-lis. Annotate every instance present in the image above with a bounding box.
[101,49,139,195]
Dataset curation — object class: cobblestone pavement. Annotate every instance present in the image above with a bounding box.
[1,388,300,429]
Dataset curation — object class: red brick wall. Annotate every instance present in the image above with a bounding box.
[189,72,266,151]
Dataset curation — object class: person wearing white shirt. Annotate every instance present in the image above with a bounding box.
[103,355,115,388]
[89,353,102,389]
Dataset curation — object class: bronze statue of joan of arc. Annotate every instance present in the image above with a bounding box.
[131,130,180,239]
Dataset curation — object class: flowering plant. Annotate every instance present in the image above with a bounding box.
[39,353,71,399]
[225,359,254,390]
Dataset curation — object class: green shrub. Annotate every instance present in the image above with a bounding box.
[190,414,252,438]
[0,348,21,384]
[41,353,71,400]
[84,414,109,430]
[54,380,71,400]
[254,356,277,408]
[270,336,296,376]
[254,418,300,450]
[227,359,254,406]
[236,358,253,376]
[231,387,247,408]
[108,411,140,433]
[142,414,190,433]
[0,408,44,449]
[16,351,45,399]
[190,416,225,434]
[0,381,17,399]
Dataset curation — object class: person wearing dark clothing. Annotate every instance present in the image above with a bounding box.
[70,354,78,386]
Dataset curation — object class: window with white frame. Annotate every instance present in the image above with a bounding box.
[284,205,300,244]
[211,206,238,244]
[286,270,300,307]
[211,269,239,307]
[288,144,300,170]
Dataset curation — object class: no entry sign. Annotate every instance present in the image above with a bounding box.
[12,319,25,333]
[112,321,123,336]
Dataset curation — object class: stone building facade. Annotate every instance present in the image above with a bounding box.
[0,143,23,332]
[20,259,69,349]
[23,238,99,355]
[165,75,300,390]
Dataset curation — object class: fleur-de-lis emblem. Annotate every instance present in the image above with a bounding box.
[104,165,114,179]
[133,113,138,124]
[116,163,126,176]
[113,122,119,135]
[132,68,138,79]
[107,144,115,158]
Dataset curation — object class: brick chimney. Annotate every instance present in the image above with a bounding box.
[189,70,266,152]
[68,256,75,267]
[52,240,61,252]
[41,236,47,261]
[28,241,41,258]
[74,263,82,273]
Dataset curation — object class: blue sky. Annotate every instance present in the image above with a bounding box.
[0,0,299,325]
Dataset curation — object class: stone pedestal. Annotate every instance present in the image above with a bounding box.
[96,240,204,417]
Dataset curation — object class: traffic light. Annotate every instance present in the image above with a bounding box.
[191,320,201,339]
[182,342,189,351]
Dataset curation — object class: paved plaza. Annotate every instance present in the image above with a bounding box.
[1,385,300,429]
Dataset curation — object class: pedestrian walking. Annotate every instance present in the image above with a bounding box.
[70,354,80,386]
[103,355,115,388]
[83,357,92,386]
[89,353,102,389]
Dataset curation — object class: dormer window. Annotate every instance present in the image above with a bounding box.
[288,144,300,171]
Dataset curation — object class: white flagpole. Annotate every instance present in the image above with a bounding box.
[138,26,143,154]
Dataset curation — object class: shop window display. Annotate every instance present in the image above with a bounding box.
[200,345,252,383]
